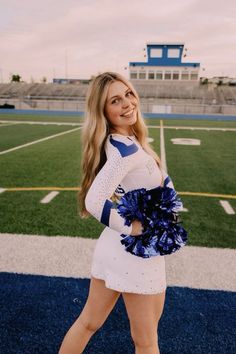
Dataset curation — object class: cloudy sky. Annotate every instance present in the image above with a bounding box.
[1,0,235,82]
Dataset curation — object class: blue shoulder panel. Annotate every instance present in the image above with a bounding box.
[101,199,115,226]
[109,136,138,157]
[163,175,172,187]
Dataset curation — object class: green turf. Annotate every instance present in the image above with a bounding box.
[1,114,236,127]
[0,130,82,186]
[0,192,235,248]
[0,124,79,151]
[145,118,236,128]
[163,119,236,128]
[179,196,236,249]
[165,129,236,195]
[0,191,104,237]
[0,116,235,250]
[0,113,84,123]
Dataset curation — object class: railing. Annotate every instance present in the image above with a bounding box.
[0,97,236,115]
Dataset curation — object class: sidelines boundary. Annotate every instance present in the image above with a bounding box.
[0,233,235,291]
[1,109,236,120]
[0,120,82,126]
[160,120,167,172]
[1,120,236,131]
[1,187,236,199]
[0,126,82,155]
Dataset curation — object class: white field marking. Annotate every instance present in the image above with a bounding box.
[219,200,235,215]
[0,188,6,193]
[171,138,201,145]
[1,121,235,131]
[180,207,188,212]
[0,122,21,127]
[160,120,167,173]
[147,137,154,143]
[176,204,188,212]
[0,233,236,291]
[0,120,82,126]
[40,191,60,204]
[0,126,82,155]
[146,125,236,132]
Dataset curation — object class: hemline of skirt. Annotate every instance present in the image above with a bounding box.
[91,273,167,295]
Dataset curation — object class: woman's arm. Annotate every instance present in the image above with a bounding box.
[85,135,140,235]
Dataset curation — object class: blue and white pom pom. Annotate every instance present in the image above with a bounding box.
[117,182,188,258]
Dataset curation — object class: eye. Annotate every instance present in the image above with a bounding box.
[126,91,134,97]
[111,98,120,104]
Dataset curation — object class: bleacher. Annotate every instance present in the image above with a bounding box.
[0,82,88,100]
[0,81,236,113]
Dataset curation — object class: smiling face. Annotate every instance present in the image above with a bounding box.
[104,80,138,136]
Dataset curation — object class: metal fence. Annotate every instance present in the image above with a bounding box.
[1,97,236,115]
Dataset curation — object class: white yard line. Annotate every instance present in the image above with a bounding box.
[0,233,235,292]
[0,120,82,126]
[40,191,60,204]
[160,120,167,173]
[0,126,82,155]
[1,120,235,131]
[147,125,236,131]
[0,122,20,127]
[219,200,235,215]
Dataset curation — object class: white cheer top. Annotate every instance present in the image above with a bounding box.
[85,133,174,294]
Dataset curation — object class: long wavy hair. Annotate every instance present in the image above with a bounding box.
[78,71,162,218]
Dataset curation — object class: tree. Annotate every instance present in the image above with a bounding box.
[41,76,47,83]
[11,74,21,82]
[200,77,208,85]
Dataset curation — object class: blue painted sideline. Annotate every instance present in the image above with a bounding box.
[0,109,236,121]
[0,272,235,354]
[0,109,83,116]
[143,112,236,121]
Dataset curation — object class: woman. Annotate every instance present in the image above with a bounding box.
[59,72,176,354]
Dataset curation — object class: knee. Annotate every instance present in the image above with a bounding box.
[79,316,103,333]
[130,327,158,348]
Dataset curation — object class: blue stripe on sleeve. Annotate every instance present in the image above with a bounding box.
[164,175,171,187]
[101,199,114,226]
[110,136,138,157]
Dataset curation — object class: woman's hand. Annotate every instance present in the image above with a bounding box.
[130,219,143,236]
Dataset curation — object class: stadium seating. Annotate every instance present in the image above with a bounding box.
[0,81,236,113]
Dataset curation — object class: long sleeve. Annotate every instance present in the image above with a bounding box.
[85,135,140,234]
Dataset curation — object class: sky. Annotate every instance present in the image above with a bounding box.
[1,0,236,83]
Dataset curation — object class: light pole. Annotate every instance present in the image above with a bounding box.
[65,48,68,79]
[0,68,3,83]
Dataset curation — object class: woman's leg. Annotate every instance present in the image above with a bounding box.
[58,277,121,354]
[122,290,166,354]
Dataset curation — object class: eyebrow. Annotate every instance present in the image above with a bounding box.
[108,88,131,102]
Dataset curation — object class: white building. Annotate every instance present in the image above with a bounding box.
[129,43,200,81]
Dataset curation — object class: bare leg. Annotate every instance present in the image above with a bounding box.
[58,277,121,354]
[122,290,166,354]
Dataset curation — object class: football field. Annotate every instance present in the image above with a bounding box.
[0,112,236,246]
[0,111,236,354]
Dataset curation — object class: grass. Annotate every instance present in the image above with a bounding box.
[0,191,104,237]
[0,112,235,249]
[1,114,236,127]
[165,129,236,195]
[0,124,78,151]
[0,113,84,123]
[145,117,236,128]
[0,130,81,187]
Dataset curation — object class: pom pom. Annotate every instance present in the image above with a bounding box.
[117,181,188,258]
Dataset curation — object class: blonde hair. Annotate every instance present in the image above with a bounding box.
[78,71,162,218]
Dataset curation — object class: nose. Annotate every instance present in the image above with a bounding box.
[122,96,132,108]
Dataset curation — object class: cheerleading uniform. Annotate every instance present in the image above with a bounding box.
[85,133,175,294]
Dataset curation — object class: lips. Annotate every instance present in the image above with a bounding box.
[121,108,135,118]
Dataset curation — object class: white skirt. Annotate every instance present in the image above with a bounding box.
[90,227,167,294]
